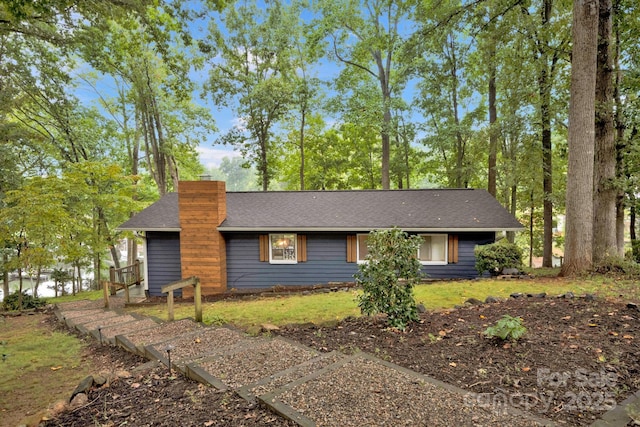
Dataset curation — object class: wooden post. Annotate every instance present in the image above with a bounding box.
[194,277,202,323]
[134,259,141,285]
[109,267,116,295]
[124,281,130,304]
[102,281,110,309]
[167,290,174,321]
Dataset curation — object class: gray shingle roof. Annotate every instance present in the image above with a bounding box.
[118,189,522,232]
[118,193,180,231]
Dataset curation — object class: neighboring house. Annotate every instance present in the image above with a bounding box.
[118,181,523,297]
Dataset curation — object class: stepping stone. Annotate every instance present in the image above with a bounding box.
[115,318,201,356]
[186,337,319,392]
[145,326,252,372]
[89,318,160,345]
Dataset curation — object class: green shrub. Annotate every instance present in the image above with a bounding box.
[593,255,640,277]
[356,228,423,331]
[2,291,47,311]
[484,315,527,341]
[475,241,523,276]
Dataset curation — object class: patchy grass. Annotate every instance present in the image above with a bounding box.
[0,315,93,425]
[45,289,103,304]
[122,276,640,329]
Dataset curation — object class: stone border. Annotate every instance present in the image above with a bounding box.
[591,389,640,426]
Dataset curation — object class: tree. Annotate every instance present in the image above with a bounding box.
[205,0,295,191]
[562,0,599,276]
[315,0,415,190]
[356,228,422,331]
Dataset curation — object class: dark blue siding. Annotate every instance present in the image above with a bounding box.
[225,232,496,290]
[146,231,182,297]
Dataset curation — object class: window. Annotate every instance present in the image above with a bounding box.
[418,234,447,264]
[269,233,297,263]
[357,234,369,263]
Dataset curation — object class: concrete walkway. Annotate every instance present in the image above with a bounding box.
[53,298,638,427]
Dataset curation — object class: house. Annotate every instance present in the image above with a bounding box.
[118,181,523,297]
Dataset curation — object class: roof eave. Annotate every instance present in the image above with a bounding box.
[217,226,524,233]
[116,227,181,232]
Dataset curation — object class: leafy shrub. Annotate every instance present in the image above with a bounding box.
[356,228,423,331]
[2,291,47,311]
[593,255,640,277]
[475,241,523,276]
[484,315,527,341]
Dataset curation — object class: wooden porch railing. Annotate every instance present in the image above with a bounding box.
[161,276,202,323]
[102,260,144,308]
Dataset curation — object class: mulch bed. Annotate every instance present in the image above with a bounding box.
[276,295,640,426]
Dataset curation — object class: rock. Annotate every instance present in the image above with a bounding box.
[584,293,597,301]
[465,298,483,305]
[70,375,94,403]
[502,267,520,275]
[318,288,331,293]
[93,374,108,386]
[116,370,132,379]
[627,302,639,311]
[417,303,427,313]
[484,296,500,304]
[510,293,523,299]
[261,323,280,333]
[560,292,575,299]
[69,392,88,409]
[527,293,546,298]
[302,291,311,295]
[48,400,68,417]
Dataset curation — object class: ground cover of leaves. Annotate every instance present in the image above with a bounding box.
[277,295,640,426]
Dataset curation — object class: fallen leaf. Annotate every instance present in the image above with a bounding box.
[561,316,571,320]
[594,348,602,354]
[205,421,215,426]
[598,355,607,363]
[522,367,531,372]
[455,342,464,346]
[50,366,63,371]
[623,335,634,340]
[588,323,598,327]
[569,344,579,349]
[438,330,447,337]
[609,331,619,336]
[503,343,511,349]
[449,362,457,367]
[194,338,201,343]
[479,315,486,319]
[131,383,141,388]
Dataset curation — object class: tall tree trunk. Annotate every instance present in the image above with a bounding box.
[299,107,306,191]
[613,1,626,255]
[593,0,617,264]
[2,252,8,299]
[562,0,599,276]
[488,44,498,198]
[529,190,535,268]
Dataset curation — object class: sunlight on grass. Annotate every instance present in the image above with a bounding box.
[125,275,640,329]
[45,290,104,304]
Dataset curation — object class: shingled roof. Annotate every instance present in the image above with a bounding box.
[119,189,522,232]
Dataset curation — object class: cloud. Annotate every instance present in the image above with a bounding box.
[197,146,241,169]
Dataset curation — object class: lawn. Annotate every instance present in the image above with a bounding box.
[116,274,640,329]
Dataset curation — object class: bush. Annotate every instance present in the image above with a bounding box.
[593,255,640,277]
[355,228,423,331]
[2,291,47,311]
[484,315,527,341]
[475,241,523,276]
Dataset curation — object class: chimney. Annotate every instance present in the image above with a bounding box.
[178,180,227,295]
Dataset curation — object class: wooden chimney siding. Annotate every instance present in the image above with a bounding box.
[178,181,227,296]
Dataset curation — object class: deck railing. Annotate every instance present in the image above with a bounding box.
[102,260,144,308]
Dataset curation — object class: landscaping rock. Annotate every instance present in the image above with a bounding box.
[502,267,520,275]
[627,302,639,312]
[417,303,427,313]
[484,296,500,304]
[70,376,93,403]
[527,292,546,298]
[93,374,108,386]
[584,293,597,301]
[465,298,483,305]
[261,323,280,333]
[559,292,575,299]
[69,393,88,409]
[510,293,523,299]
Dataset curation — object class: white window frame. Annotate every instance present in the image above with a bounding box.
[356,233,369,264]
[418,234,448,265]
[269,233,297,264]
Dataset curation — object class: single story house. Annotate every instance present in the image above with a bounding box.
[118,181,523,297]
